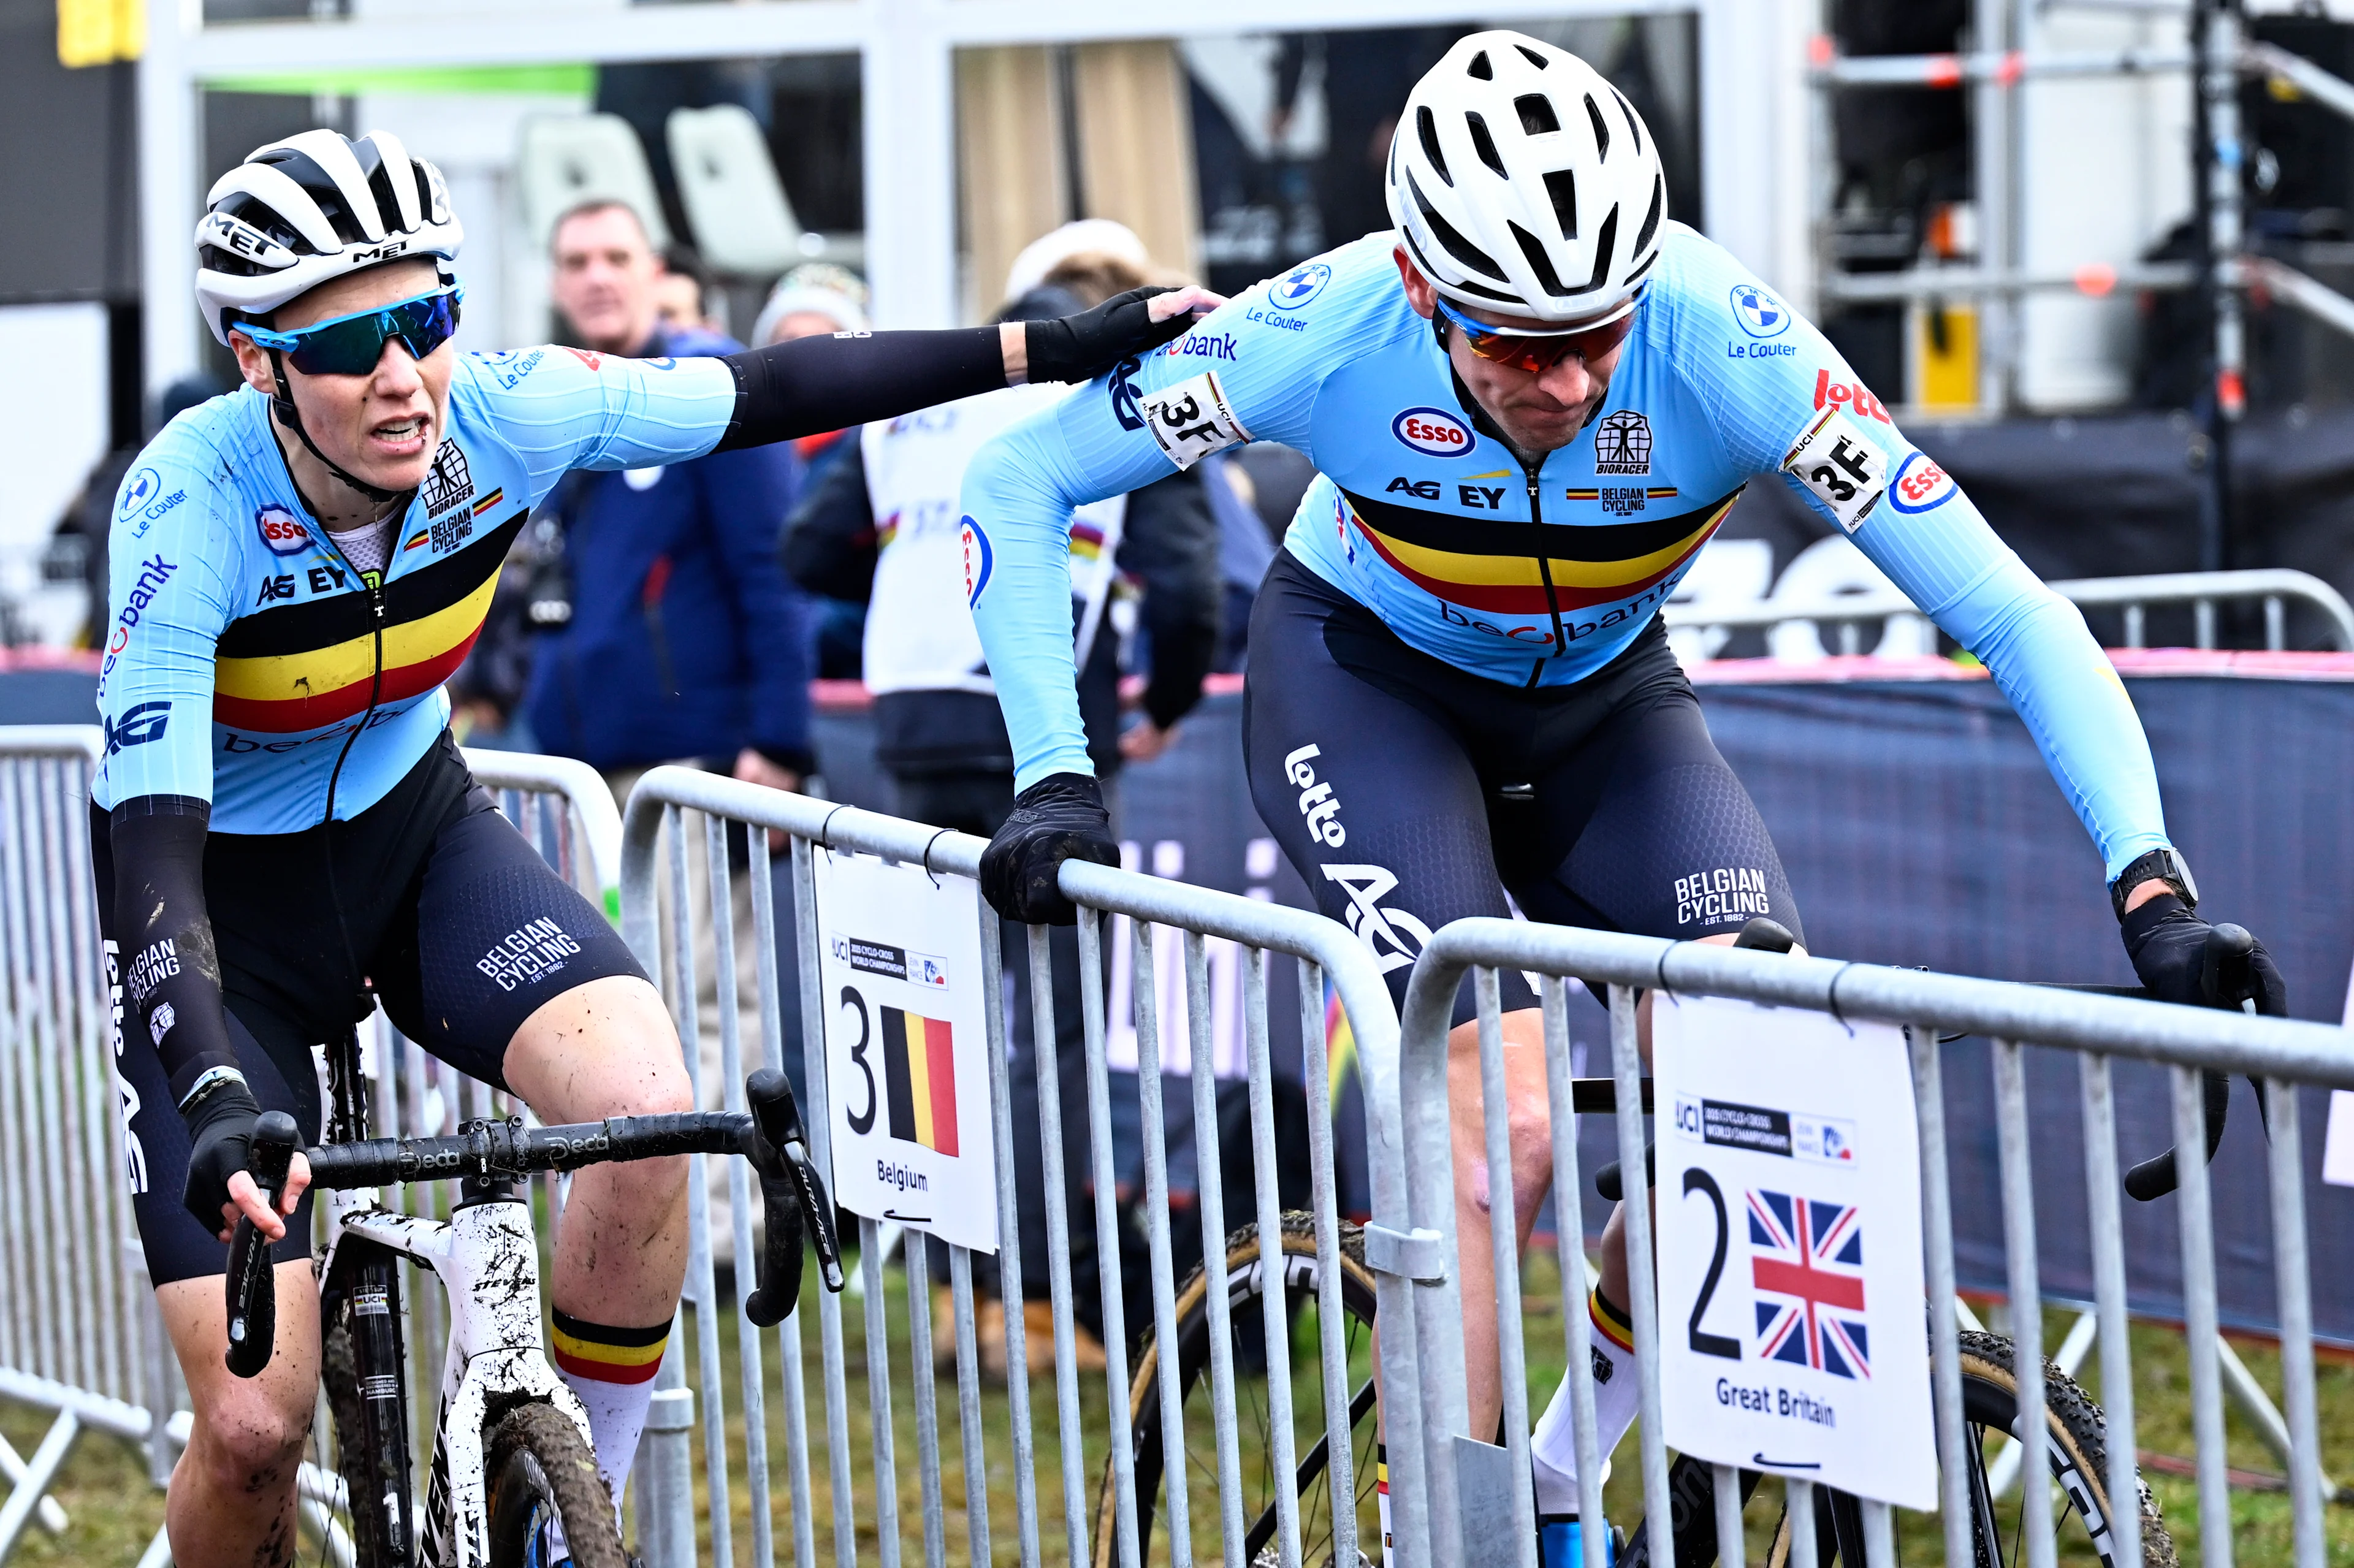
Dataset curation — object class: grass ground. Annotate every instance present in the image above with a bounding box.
[8,1242,2349,1566]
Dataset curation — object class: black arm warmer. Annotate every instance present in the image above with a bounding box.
[715,329,1007,452]
[110,797,235,1106]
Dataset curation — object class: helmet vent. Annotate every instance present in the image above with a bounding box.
[1583,94,1611,161]
[254,148,367,246]
[1633,173,1663,256]
[1515,94,1560,135]
[1417,106,1453,186]
[1467,50,1493,80]
[1615,88,1645,155]
[1576,207,1619,294]
[1510,222,1569,298]
[1544,169,1578,240]
[1516,44,1548,69]
[1466,113,1507,178]
[1409,170,1508,281]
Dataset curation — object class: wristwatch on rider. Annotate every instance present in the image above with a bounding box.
[2109,847,2198,921]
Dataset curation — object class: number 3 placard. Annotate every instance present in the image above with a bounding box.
[812,849,1000,1253]
[1651,994,1937,1510]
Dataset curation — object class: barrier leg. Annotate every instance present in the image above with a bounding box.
[0,1430,67,1536]
[0,1409,78,1562]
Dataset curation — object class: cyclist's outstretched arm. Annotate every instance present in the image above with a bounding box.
[1671,243,2169,880]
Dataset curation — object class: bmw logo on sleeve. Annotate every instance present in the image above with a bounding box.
[119,468,162,519]
[1392,406,1474,457]
[255,503,312,557]
[1731,283,1793,339]
[959,516,994,605]
[1270,262,1331,310]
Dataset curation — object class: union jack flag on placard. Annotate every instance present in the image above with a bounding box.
[1750,1189,1869,1379]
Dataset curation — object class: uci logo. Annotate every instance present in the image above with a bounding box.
[255,503,310,557]
[1270,262,1330,311]
[1392,406,1472,457]
[1731,283,1792,339]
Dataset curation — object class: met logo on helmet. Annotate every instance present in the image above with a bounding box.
[1270,263,1331,311]
[255,503,311,557]
[1392,407,1473,457]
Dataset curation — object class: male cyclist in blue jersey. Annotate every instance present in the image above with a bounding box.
[99,127,1210,1568]
[958,32,2282,1562]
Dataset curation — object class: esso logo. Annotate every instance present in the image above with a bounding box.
[1889,451,1956,514]
[1392,407,1473,458]
[959,515,993,604]
[255,503,311,557]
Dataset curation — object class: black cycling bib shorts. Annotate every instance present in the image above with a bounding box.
[1245,550,1801,1023]
[96,733,646,1285]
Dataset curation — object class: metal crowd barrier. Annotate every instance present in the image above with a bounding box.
[1663,566,2354,653]
[615,768,1414,1568]
[1395,918,2354,1568]
[0,725,167,1564]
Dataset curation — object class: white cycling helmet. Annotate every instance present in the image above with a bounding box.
[195,128,463,347]
[1385,31,1666,325]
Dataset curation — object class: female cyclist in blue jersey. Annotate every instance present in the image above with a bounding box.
[956,32,2285,1564]
[98,127,1211,1567]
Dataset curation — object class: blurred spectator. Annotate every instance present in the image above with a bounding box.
[654,243,726,337]
[524,197,811,789]
[755,263,873,677]
[779,220,1225,1370]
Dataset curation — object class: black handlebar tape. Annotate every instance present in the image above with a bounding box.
[744,1070,844,1323]
[2124,925,2253,1202]
[2124,1069,2232,1202]
[224,1110,299,1377]
[302,1111,756,1189]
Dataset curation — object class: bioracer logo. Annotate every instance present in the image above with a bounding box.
[1392,407,1472,457]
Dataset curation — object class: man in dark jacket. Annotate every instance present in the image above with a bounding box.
[525,198,812,788]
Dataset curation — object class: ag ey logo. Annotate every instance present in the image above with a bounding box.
[1392,406,1472,457]
[1888,451,1956,514]
[254,503,310,557]
[959,516,993,605]
[119,468,162,519]
[1270,262,1330,311]
[1731,283,1792,339]
[104,701,171,755]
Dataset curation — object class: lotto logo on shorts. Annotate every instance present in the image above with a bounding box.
[1674,867,1772,927]
[1282,743,1346,847]
[476,918,583,992]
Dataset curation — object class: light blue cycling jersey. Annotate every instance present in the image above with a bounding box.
[962,223,2172,878]
[94,347,738,834]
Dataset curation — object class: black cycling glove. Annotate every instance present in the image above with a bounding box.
[182,1078,262,1233]
[980,773,1120,925]
[1024,287,1200,386]
[2120,895,2288,1015]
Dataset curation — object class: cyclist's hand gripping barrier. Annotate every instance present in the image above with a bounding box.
[979,772,1121,925]
[2122,920,2282,1201]
[1023,286,1200,386]
[1594,917,1795,1202]
[744,1069,844,1326]
[224,1110,300,1378]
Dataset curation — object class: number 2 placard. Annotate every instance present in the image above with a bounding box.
[1651,994,1937,1510]
[812,850,999,1253]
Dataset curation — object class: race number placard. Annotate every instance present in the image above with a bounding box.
[812,850,999,1253]
[1651,994,1935,1509]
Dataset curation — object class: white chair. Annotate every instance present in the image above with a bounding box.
[666,104,802,275]
[516,113,671,252]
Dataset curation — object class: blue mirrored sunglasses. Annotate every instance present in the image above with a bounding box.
[238,286,463,376]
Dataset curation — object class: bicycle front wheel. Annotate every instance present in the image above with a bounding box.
[484,1402,627,1568]
[1097,1214,1381,1568]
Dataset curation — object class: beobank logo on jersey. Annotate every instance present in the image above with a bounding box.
[1392,407,1474,458]
[254,503,311,557]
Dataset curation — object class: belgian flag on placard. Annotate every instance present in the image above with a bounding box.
[881,1007,959,1156]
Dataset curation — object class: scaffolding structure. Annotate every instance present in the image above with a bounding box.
[1807,0,2354,569]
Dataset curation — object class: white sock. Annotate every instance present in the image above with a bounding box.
[552,1309,671,1510]
[1530,1288,1640,1513]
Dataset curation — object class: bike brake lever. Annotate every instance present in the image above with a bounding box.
[225,1110,300,1377]
[2122,924,2255,1202]
[743,1070,845,1328]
